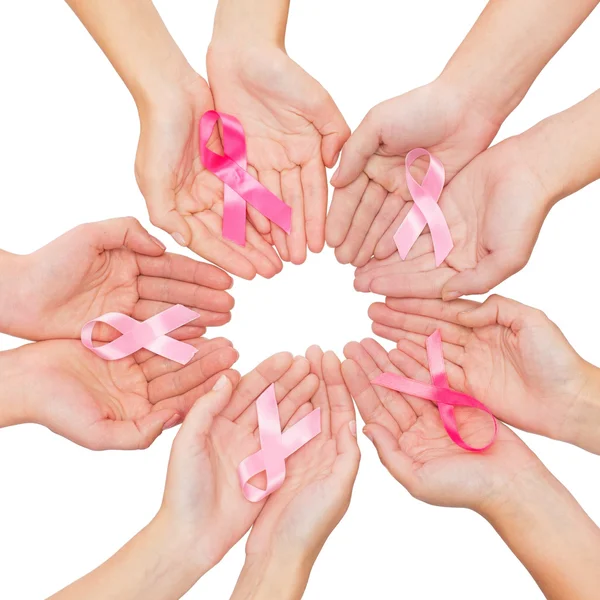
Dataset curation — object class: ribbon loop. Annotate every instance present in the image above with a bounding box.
[238,384,321,502]
[373,330,497,452]
[393,148,453,266]
[199,110,292,246]
[81,304,199,365]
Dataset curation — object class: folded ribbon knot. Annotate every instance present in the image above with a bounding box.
[373,330,497,452]
[393,148,453,266]
[199,110,292,246]
[238,384,322,502]
[81,304,199,365]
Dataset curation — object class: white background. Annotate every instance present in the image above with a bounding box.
[1,1,599,598]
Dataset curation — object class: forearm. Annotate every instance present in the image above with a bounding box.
[211,0,289,49]
[64,0,196,111]
[440,0,599,123]
[0,346,37,428]
[0,250,28,336]
[481,465,600,599]
[49,515,205,600]
[231,552,312,600]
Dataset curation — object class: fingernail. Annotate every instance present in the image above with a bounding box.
[171,232,186,247]
[332,151,341,166]
[363,427,373,442]
[163,414,181,430]
[212,374,229,391]
[442,291,460,302]
[349,420,357,437]
[150,235,166,251]
[227,280,234,290]
[330,168,340,184]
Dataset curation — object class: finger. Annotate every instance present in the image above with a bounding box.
[281,166,307,265]
[283,401,315,431]
[277,373,319,430]
[340,358,400,437]
[441,252,527,301]
[333,416,361,483]
[136,253,233,290]
[237,356,312,430]
[137,276,234,313]
[305,345,330,436]
[311,93,350,168]
[87,217,166,256]
[326,174,369,248]
[301,158,328,254]
[369,268,455,298]
[221,352,294,422]
[330,110,381,188]
[335,181,387,265]
[368,302,471,346]
[374,206,413,260]
[148,345,239,403]
[385,297,480,325]
[132,300,230,329]
[246,164,272,236]
[387,330,465,366]
[259,170,289,262]
[363,424,419,492]
[457,294,529,331]
[322,351,356,439]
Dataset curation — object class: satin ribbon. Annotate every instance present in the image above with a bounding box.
[393,148,453,266]
[199,110,292,246]
[81,304,199,365]
[373,330,497,452]
[238,383,322,502]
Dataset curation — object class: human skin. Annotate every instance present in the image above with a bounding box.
[231,348,360,600]
[208,0,350,265]
[0,217,234,341]
[327,0,599,274]
[367,294,600,455]
[352,89,600,299]
[65,0,283,279]
[341,339,600,600]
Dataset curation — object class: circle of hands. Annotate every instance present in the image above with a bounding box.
[11,42,593,578]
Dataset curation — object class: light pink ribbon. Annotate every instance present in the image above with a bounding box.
[393,148,453,266]
[199,110,292,246]
[373,330,497,452]
[238,383,321,502]
[81,304,199,365]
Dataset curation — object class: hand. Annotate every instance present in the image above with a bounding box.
[326,78,500,268]
[136,75,284,280]
[353,134,553,299]
[12,336,239,450]
[0,217,234,341]
[207,43,350,264]
[158,353,321,572]
[245,348,360,562]
[367,295,600,453]
[342,337,541,511]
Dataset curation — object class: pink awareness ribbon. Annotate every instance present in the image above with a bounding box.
[238,383,321,502]
[81,304,200,366]
[199,110,292,246]
[393,148,454,266]
[373,330,497,452]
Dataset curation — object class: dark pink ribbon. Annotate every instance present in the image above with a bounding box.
[393,148,453,266]
[238,383,321,502]
[373,330,497,452]
[199,110,292,246]
[81,304,199,365]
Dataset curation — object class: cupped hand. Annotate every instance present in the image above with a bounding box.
[245,348,360,562]
[158,353,321,572]
[135,74,283,280]
[207,43,350,264]
[6,217,234,341]
[342,337,542,511]
[19,336,239,450]
[353,135,552,298]
[326,79,500,268]
[367,295,595,445]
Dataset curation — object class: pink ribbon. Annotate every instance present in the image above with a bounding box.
[238,383,321,502]
[373,330,497,452]
[81,305,199,365]
[199,110,292,246]
[394,148,453,266]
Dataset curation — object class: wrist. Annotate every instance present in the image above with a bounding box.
[0,251,29,336]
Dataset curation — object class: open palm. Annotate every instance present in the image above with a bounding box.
[353,136,552,299]
[327,80,499,268]
[368,295,594,443]
[23,336,239,450]
[135,74,283,280]
[342,337,541,511]
[207,45,349,264]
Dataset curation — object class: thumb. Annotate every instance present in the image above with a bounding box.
[310,92,351,169]
[143,186,193,248]
[87,217,166,256]
[457,294,527,331]
[333,420,361,482]
[441,251,525,301]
